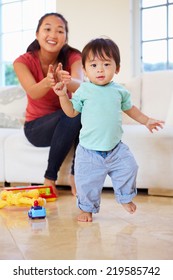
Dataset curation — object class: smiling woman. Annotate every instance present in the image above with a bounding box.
[13,12,84,196]
[28,14,68,85]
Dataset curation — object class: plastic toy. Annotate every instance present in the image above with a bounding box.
[2,185,57,201]
[0,190,46,208]
[28,200,46,219]
[0,200,8,209]
[0,185,57,209]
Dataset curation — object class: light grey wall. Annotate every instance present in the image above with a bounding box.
[56,0,134,83]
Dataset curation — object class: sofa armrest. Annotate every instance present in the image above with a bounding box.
[0,86,26,129]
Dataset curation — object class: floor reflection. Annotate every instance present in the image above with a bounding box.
[0,187,173,260]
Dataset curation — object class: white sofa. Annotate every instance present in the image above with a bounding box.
[1,71,173,195]
[0,86,73,187]
[122,70,173,195]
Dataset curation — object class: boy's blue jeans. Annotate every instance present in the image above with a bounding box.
[24,110,81,181]
[75,142,138,213]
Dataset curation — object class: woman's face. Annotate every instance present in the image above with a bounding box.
[36,15,67,54]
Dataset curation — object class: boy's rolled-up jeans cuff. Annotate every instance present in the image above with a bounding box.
[116,189,137,204]
[77,198,100,214]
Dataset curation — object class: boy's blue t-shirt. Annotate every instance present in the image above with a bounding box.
[71,81,132,151]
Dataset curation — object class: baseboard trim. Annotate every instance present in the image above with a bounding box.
[148,188,173,197]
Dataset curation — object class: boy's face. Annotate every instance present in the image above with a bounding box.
[83,51,119,86]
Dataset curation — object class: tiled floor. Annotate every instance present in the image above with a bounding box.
[0,187,173,260]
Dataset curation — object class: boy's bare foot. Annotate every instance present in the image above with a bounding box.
[69,174,76,196]
[77,211,92,222]
[44,178,58,196]
[122,202,136,214]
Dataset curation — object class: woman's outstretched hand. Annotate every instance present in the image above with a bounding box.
[55,63,71,84]
[47,64,56,87]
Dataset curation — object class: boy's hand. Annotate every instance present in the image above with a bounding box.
[53,82,67,97]
[146,118,165,133]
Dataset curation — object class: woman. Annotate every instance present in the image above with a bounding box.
[13,12,83,195]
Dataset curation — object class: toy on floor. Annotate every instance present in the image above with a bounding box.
[28,200,46,219]
[0,189,46,208]
[0,185,57,209]
[2,185,57,201]
[0,199,8,209]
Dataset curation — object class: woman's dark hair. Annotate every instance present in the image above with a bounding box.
[82,38,120,69]
[26,12,80,69]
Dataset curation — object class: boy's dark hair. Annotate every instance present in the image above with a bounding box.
[82,38,120,69]
[26,12,81,70]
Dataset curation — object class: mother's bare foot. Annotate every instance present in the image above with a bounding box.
[77,211,92,222]
[122,202,136,214]
[69,174,77,196]
[44,178,58,196]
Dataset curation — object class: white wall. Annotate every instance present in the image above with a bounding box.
[56,0,132,83]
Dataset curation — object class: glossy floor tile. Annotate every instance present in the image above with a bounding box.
[0,187,173,260]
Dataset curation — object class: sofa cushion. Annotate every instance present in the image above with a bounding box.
[4,130,50,183]
[165,92,173,125]
[4,130,73,185]
[0,128,19,182]
[0,86,26,128]
[141,71,173,120]
[122,124,173,189]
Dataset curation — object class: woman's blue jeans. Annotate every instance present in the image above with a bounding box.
[24,109,81,181]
